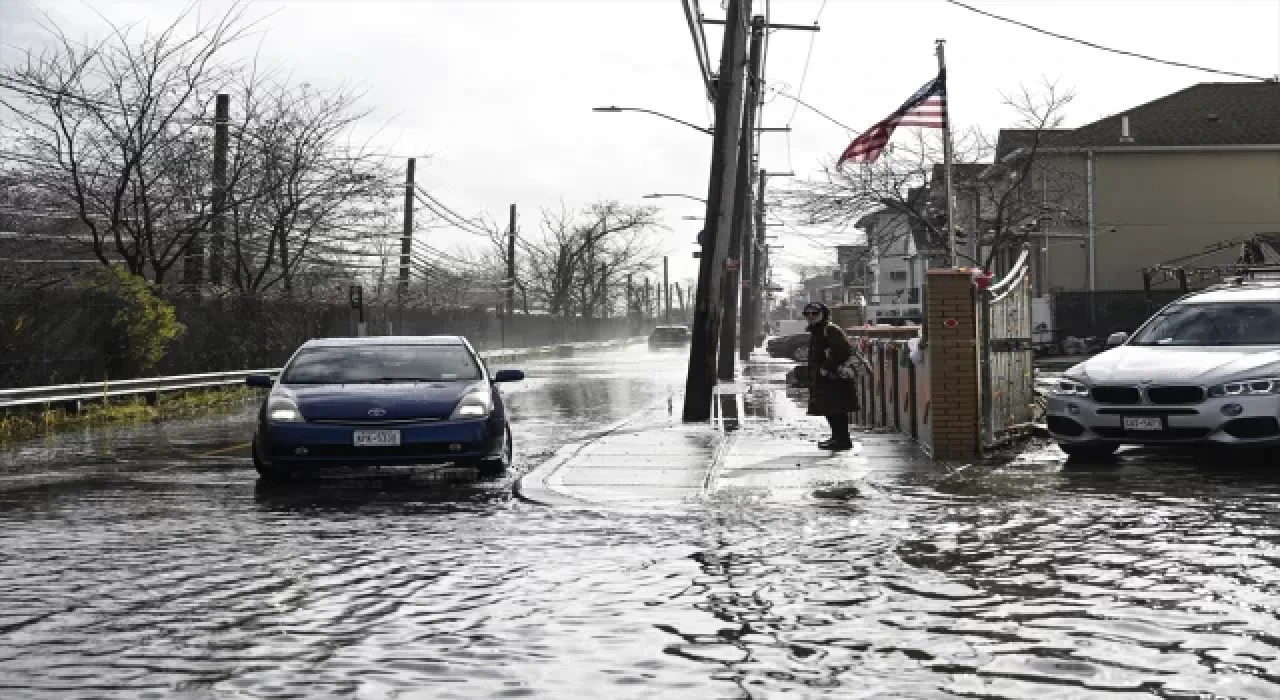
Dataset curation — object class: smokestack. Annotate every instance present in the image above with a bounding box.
[1120,115,1134,143]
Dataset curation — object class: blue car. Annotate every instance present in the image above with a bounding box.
[245,336,524,481]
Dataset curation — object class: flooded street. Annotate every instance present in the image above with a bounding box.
[2,346,1280,698]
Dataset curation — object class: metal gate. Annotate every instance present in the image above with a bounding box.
[981,246,1035,446]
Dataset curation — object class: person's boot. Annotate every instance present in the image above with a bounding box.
[817,437,835,448]
[827,440,854,452]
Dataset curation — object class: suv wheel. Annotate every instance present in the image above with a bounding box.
[791,345,809,362]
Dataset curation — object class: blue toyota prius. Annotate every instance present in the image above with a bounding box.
[245,336,524,480]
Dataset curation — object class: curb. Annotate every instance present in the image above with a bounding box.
[513,396,670,508]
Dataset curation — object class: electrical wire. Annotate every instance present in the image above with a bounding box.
[944,0,1273,82]
[785,0,827,127]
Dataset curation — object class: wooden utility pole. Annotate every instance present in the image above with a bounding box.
[683,0,751,422]
[716,13,765,381]
[503,203,516,347]
[674,283,686,322]
[599,263,608,319]
[400,158,416,294]
[644,277,652,320]
[663,256,670,323]
[741,168,767,360]
[208,93,230,287]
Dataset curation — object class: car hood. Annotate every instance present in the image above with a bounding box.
[1070,346,1280,385]
[276,381,483,421]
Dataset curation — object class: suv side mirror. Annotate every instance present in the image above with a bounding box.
[245,374,274,389]
[1106,332,1128,348]
[493,369,525,383]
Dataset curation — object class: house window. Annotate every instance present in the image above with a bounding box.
[889,270,908,281]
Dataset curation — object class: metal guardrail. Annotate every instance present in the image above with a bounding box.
[0,336,649,411]
[0,369,280,410]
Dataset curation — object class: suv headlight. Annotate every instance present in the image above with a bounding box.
[451,389,492,419]
[1051,379,1091,397]
[267,396,305,423]
[1207,377,1280,398]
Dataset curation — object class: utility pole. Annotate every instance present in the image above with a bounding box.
[400,158,415,295]
[663,256,670,323]
[716,13,765,381]
[626,273,634,319]
[208,93,229,287]
[599,263,608,319]
[644,277,652,320]
[503,203,516,347]
[674,283,686,322]
[683,0,751,422]
[741,168,767,361]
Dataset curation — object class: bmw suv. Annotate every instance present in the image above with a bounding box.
[1046,282,1280,457]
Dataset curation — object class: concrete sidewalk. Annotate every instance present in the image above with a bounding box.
[516,357,932,510]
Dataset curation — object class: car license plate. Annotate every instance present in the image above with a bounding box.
[1122,416,1163,432]
[353,430,401,447]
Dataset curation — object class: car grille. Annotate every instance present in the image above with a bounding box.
[1091,426,1211,440]
[1145,386,1205,404]
[309,417,443,425]
[273,443,478,458]
[1090,386,1142,404]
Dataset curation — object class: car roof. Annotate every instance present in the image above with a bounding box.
[301,335,468,347]
[1182,283,1280,304]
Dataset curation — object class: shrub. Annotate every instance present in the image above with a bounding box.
[81,266,186,378]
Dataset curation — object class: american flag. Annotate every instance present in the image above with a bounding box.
[838,71,948,166]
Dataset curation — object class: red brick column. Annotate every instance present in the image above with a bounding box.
[925,269,980,460]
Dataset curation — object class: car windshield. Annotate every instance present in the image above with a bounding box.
[282,344,482,384]
[1129,302,1280,346]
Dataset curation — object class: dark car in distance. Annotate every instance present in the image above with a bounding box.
[766,333,810,362]
[245,336,524,481]
[649,325,691,349]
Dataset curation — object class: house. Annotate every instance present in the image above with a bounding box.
[986,82,1280,292]
[854,193,925,324]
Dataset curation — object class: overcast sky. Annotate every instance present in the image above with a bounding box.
[2,0,1279,287]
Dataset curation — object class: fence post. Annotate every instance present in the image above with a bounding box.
[925,269,981,460]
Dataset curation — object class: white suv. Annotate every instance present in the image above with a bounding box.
[1047,282,1280,458]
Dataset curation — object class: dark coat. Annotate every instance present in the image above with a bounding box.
[807,321,859,416]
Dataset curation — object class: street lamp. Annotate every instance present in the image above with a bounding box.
[592,106,711,135]
[592,106,791,135]
[643,193,707,204]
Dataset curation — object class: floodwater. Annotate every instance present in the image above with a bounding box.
[1,345,1279,698]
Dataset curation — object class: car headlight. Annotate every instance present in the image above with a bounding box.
[1207,377,1280,398]
[1051,379,1091,397]
[267,396,305,423]
[451,389,492,419]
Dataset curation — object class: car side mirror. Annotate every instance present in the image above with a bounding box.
[245,374,274,389]
[1106,332,1128,348]
[493,369,525,383]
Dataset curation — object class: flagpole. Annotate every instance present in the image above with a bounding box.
[936,39,957,268]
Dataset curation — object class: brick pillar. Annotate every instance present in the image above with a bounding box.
[925,269,980,460]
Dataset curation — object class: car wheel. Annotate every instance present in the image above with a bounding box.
[791,345,809,362]
[478,424,513,478]
[1059,442,1120,460]
[252,437,291,482]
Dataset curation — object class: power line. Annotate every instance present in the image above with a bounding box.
[944,0,1273,82]
[785,0,827,127]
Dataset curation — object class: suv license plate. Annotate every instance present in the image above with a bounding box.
[1122,416,1163,432]
[354,430,401,447]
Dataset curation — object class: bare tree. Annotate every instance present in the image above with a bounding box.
[511,201,661,318]
[0,3,256,287]
[223,79,395,298]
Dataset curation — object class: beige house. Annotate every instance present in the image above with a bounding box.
[989,82,1280,293]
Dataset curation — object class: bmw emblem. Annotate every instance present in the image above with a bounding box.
[368,408,387,417]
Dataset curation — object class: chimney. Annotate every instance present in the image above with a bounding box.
[1120,115,1134,143]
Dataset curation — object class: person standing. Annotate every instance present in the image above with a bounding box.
[803,302,857,451]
